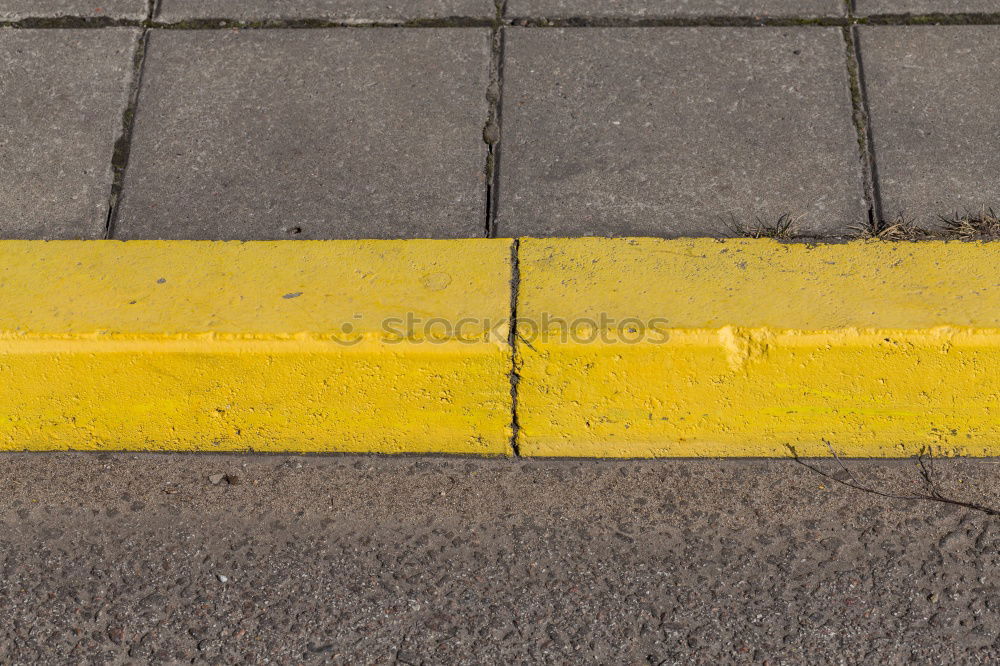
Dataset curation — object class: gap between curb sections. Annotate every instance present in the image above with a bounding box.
[2,238,1000,458]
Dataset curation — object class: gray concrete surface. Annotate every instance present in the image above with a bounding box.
[156,0,495,22]
[857,0,1000,14]
[0,28,137,239]
[0,453,997,662]
[116,29,491,240]
[0,0,146,19]
[496,27,866,238]
[506,0,844,18]
[859,26,1000,227]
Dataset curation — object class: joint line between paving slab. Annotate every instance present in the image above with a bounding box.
[508,238,522,457]
[862,12,1000,25]
[840,25,879,229]
[505,16,849,27]
[10,14,1000,29]
[493,14,1000,27]
[0,17,496,29]
[104,25,151,239]
[483,4,507,238]
[848,24,887,229]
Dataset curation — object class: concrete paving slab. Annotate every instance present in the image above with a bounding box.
[117,29,491,240]
[496,28,866,238]
[0,453,997,662]
[0,29,138,239]
[507,0,845,18]
[859,26,1000,226]
[157,0,496,22]
[0,0,146,19]
[857,0,1000,14]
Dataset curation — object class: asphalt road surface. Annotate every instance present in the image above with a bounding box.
[0,454,997,664]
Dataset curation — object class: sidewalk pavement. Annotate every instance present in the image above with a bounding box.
[2,2,1000,240]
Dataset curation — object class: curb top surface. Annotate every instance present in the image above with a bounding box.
[0,240,511,338]
[519,238,1000,330]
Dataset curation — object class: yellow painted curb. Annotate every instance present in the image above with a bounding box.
[4,238,1000,457]
[0,241,513,453]
[516,238,1000,458]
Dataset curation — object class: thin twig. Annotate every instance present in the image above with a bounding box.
[788,444,922,502]
[916,448,999,516]
[786,444,1000,517]
[823,438,871,490]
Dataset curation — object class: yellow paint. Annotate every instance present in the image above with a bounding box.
[0,241,512,453]
[6,237,1000,457]
[517,238,1000,457]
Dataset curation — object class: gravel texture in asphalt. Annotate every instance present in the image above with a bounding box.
[1,454,997,663]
